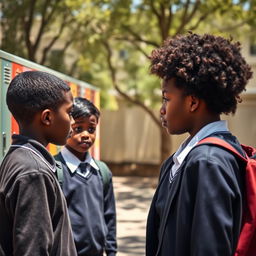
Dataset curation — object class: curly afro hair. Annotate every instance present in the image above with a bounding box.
[150,32,253,114]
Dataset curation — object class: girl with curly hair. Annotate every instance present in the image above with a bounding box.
[146,33,253,256]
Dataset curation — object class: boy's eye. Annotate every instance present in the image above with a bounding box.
[88,127,96,134]
[74,127,83,133]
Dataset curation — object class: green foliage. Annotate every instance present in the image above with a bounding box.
[1,0,255,159]
[68,0,255,110]
[1,0,255,110]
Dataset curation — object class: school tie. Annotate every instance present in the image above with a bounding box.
[77,162,90,177]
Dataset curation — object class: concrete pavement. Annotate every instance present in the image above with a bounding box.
[113,176,157,256]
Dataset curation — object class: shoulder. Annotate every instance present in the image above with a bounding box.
[2,146,58,186]
[183,143,242,182]
[95,159,112,175]
[54,152,67,168]
[187,143,238,167]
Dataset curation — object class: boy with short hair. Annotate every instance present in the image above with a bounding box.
[146,33,253,256]
[0,71,77,255]
[55,97,117,256]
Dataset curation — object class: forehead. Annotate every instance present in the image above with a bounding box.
[73,115,98,125]
[161,78,177,93]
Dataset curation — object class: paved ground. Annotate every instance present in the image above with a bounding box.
[113,176,157,256]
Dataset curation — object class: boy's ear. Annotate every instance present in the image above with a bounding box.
[188,95,200,112]
[41,109,53,126]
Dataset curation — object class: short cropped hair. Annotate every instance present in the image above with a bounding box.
[150,32,253,114]
[72,97,100,121]
[6,71,70,123]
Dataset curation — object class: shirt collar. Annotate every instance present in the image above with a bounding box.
[61,146,99,173]
[171,120,229,175]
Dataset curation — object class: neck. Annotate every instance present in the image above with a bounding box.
[66,145,88,161]
[19,126,48,147]
[189,114,221,138]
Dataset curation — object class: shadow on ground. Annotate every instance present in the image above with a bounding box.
[113,177,157,256]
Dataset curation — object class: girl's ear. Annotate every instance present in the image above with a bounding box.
[188,95,200,112]
[41,109,53,126]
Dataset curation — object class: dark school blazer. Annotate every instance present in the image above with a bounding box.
[146,133,245,256]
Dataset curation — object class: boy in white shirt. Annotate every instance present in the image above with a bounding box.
[55,97,117,256]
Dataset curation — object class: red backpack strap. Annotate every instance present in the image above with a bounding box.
[199,137,256,256]
[198,137,248,163]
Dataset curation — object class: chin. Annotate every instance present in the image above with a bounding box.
[167,128,181,135]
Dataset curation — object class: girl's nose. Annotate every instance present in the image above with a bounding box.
[160,104,166,116]
[81,131,89,139]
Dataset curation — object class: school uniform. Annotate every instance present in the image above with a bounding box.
[146,121,245,256]
[0,134,77,256]
[55,147,117,256]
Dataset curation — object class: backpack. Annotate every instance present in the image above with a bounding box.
[54,154,111,194]
[198,137,256,256]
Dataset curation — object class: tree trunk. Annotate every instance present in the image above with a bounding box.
[160,128,171,163]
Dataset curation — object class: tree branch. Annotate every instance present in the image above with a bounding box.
[122,25,159,47]
[175,0,200,36]
[67,59,79,76]
[33,0,54,55]
[114,36,150,58]
[188,4,220,31]
[40,15,73,64]
[149,0,161,20]
[102,39,161,128]
[23,0,37,60]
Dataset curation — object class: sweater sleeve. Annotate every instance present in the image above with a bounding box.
[6,171,58,256]
[103,172,117,256]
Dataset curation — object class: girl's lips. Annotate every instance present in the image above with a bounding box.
[160,116,167,127]
[161,120,167,128]
[79,141,91,148]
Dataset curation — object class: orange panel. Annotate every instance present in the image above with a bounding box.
[11,117,19,135]
[48,143,58,156]
[94,91,100,109]
[70,82,78,97]
[85,88,91,100]
[10,63,24,135]
[90,90,95,103]
[12,63,23,78]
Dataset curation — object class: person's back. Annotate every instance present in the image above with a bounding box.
[55,97,117,256]
[0,71,77,255]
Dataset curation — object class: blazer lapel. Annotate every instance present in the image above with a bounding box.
[156,162,185,256]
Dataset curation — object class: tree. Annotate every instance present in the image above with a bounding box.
[2,0,255,163]
[0,0,90,69]
[73,0,256,162]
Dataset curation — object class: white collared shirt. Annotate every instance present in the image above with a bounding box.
[61,146,99,178]
[170,120,229,181]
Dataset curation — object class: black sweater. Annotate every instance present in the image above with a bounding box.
[0,135,77,256]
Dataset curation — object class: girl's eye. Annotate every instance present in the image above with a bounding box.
[162,97,170,103]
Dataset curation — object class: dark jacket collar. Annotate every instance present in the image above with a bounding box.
[11,134,56,169]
